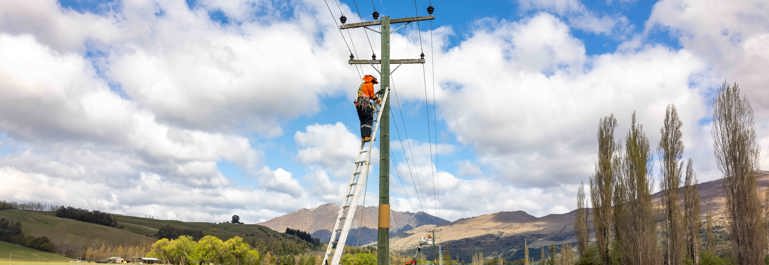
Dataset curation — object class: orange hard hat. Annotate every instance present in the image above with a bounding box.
[363,74,378,84]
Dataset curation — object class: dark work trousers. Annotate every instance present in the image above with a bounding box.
[355,97,374,139]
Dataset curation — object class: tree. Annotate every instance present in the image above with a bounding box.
[683,160,701,265]
[660,105,684,265]
[590,114,617,265]
[575,183,589,257]
[263,252,276,265]
[524,239,530,265]
[224,236,258,265]
[614,113,658,265]
[232,215,241,224]
[712,82,765,265]
[704,211,714,253]
[193,235,225,264]
[165,235,196,265]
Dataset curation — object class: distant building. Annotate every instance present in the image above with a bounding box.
[106,257,125,263]
[140,257,161,264]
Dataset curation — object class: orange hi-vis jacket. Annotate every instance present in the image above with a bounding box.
[358,75,378,99]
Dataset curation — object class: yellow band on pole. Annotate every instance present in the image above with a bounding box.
[378,204,390,228]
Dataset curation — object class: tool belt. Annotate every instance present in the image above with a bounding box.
[354,96,374,109]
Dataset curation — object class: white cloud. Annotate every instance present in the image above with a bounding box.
[517,0,631,35]
[0,1,119,52]
[647,0,769,170]
[0,166,306,222]
[295,122,361,176]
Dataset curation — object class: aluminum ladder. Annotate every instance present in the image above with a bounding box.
[322,88,390,265]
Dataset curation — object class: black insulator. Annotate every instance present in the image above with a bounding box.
[372,11,379,20]
[350,53,354,60]
[372,54,377,60]
[340,15,347,24]
[420,52,425,59]
[427,5,434,15]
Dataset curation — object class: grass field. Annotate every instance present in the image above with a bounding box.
[0,241,69,262]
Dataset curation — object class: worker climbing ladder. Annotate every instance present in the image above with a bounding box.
[319,2,435,265]
[322,88,389,265]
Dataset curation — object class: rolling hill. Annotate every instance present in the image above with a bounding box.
[0,209,315,259]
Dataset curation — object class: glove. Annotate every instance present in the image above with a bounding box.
[375,98,382,105]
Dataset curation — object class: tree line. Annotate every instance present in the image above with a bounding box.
[55,206,118,227]
[573,83,765,265]
[0,217,55,252]
[285,228,320,246]
[147,235,319,265]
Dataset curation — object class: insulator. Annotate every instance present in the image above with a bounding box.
[372,11,379,20]
[420,52,425,59]
[340,15,347,24]
[350,53,354,60]
[427,5,435,15]
[372,54,377,60]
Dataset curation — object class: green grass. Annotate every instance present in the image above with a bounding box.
[0,241,69,262]
[0,210,154,257]
[0,259,96,265]
[0,209,314,259]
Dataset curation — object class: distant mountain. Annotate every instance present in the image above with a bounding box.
[259,203,450,245]
[391,171,769,262]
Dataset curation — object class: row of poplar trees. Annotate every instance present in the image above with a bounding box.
[573,83,766,265]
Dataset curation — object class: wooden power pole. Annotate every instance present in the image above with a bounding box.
[340,13,434,265]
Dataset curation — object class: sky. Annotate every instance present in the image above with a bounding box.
[0,0,768,224]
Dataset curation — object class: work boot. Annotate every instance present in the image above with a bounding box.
[362,136,372,142]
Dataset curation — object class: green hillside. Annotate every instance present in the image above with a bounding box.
[0,241,69,262]
[0,209,314,259]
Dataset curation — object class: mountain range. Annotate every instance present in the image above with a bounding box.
[259,203,449,245]
[261,171,769,262]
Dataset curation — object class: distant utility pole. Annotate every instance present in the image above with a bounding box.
[339,12,434,265]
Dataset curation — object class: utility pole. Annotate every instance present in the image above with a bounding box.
[340,12,434,265]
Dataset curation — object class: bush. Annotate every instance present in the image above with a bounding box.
[155,225,203,240]
[25,236,55,252]
[285,228,320,245]
[700,251,732,265]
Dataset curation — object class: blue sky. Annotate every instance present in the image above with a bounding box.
[0,0,768,223]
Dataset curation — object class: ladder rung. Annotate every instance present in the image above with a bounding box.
[355,160,368,164]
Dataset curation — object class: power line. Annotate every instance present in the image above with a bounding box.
[391,79,427,211]
[322,0,363,76]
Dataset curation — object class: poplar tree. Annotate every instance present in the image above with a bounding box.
[704,211,714,253]
[683,160,700,265]
[590,115,617,265]
[614,113,658,265]
[575,183,589,256]
[660,105,684,265]
[712,82,765,265]
[523,239,530,265]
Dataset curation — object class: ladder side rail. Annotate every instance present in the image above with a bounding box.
[329,89,390,265]
[330,165,368,265]
[322,163,364,265]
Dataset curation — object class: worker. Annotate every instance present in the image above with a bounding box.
[355,74,380,142]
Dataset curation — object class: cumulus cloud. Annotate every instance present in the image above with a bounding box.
[1,0,767,223]
[647,0,769,169]
[517,0,631,35]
